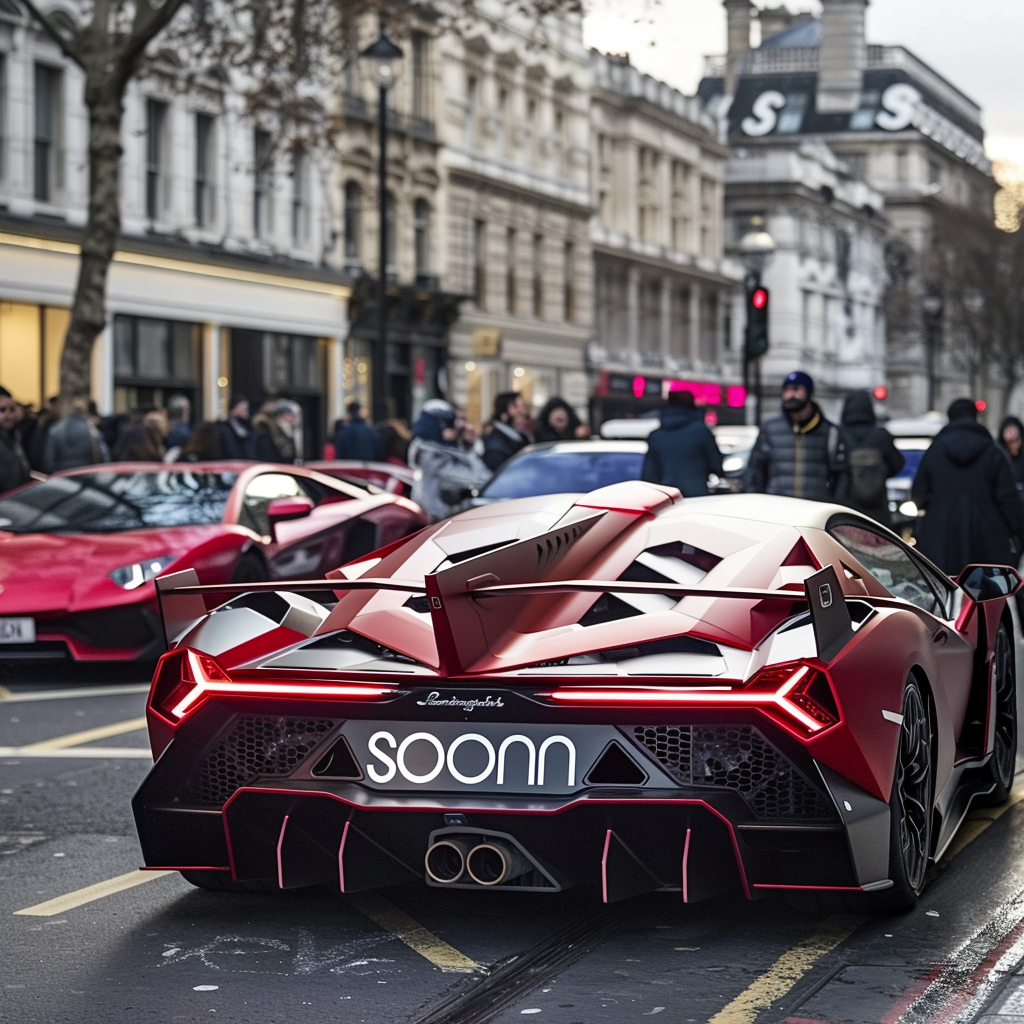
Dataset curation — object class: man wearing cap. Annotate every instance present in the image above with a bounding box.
[743,371,845,501]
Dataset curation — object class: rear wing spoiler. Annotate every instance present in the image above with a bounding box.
[155,564,856,667]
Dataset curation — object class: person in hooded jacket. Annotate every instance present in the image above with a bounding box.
[640,390,722,497]
[836,390,904,528]
[912,397,1024,576]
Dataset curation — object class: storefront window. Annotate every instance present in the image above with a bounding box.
[113,315,201,414]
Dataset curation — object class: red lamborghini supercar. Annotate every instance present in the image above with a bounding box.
[132,483,1019,909]
[0,462,427,661]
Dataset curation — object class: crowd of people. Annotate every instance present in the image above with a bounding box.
[3,372,1024,586]
[0,390,304,493]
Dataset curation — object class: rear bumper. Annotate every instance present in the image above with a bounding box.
[132,696,887,900]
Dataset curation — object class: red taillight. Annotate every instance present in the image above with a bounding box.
[545,661,839,736]
[148,647,395,725]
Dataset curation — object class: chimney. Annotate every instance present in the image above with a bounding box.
[723,0,754,96]
[817,0,869,113]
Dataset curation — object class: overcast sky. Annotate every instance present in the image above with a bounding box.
[582,0,1024,166]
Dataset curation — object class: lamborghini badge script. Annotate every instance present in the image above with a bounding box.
[415,691,506,712]
[365,730,577,787]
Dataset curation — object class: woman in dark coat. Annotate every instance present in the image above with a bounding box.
[837,390,905,528]
[912,398,1024,575]
[533,397,585,443]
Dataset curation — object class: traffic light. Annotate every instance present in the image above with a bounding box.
[745,286,770,359]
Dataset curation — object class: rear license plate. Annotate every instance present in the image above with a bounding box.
[0,617,35,643]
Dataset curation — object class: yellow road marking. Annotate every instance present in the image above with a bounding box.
[0,685,12,701]
[14,869,174,916]
[0,746,152,759]
[0,683,150,703]
[23,717,148,750]
[346,891,482,973]
[707,915,862,1024]
[941,782,1024,863]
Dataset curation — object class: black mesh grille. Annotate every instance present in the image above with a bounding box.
[632,724,834,820]
[187,716,337,805]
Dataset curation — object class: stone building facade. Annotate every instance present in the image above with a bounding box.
[701,0,997,416]
[434,1,593,428]
[589,50,742,423]
[0,2,350,457]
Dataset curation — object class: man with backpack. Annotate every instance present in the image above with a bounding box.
[837,390,904,528]
[743,370,846,502]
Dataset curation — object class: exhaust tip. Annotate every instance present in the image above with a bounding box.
[425,840,467,883]
[466,841,532,886]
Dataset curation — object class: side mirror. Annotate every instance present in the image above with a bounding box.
[267,495,314,540]
[958,564,1023,603]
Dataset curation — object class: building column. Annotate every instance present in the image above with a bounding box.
[689,282,703,365]
[626,267,640,365]
[326,334,344,426]
[90,322,113,414]
[714,290,726,366]
[202,322,222,421]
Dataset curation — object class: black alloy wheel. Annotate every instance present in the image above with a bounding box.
[984,622,1017,805]
[881,677,934,910]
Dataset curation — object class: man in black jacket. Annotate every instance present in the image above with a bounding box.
[743,371,844,501]
[641,390,722,496]
[0,387,30,493]
[912,398,1024,575]
[482,392,530,472]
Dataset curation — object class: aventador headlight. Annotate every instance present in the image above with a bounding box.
[110,554,179,590]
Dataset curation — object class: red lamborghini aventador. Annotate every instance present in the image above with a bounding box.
[0,462,427,661]
[133,484,1018,909]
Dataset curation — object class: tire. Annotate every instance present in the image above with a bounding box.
[981,621,1017,806]
[230,550,269,584]
[875,677,934,911]
[180,870,278,893]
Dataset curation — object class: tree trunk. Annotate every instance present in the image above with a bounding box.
[59,79,124,409]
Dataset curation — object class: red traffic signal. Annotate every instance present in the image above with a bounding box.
[976,399,987,413]
[751,287,768,311]
[873,385,888,401]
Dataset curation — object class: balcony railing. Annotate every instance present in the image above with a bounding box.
[342,93,436,142]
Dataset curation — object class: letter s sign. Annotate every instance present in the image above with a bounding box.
[741,91,786,137]
[876,83,921,132]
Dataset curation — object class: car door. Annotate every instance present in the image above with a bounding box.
[827,519,974,731]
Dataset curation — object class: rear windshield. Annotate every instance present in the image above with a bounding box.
[0,471,238,533]
[481,451,645,499]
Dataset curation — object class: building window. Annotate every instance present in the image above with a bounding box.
[291,147,309,246]
[411,32,429,119]
[194,113,215,227]
[472,218,486,308]
[144,97,168,220]
[532,233,544,318]
[466,75,477,148]
[506,227,517,313]
[927,158,942,188]
[526,97,537,164]
[343,181,362,261]
[34,64,62,202]
[414,198,430,277]
[553,107,564,174]
[253,128,273,238]
[113,315,200,388]
[0,56,7,182]
[563,240,575,322]
[497,87,508,158]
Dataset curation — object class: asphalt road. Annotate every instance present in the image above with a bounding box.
[4,663,1024,1024]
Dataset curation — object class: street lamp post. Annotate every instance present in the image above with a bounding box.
[737,218,776,423]
[922,286,944,414]
[359,25,404,425]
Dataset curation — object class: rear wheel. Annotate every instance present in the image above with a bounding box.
[180,870,277,893]
[982,622,1017,805]
[876,677,933,911]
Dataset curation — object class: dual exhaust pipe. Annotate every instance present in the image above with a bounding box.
[425,835,532,886]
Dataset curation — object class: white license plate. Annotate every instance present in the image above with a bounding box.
[0,617,35,643]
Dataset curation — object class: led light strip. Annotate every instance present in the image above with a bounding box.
[171,679,393,718]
